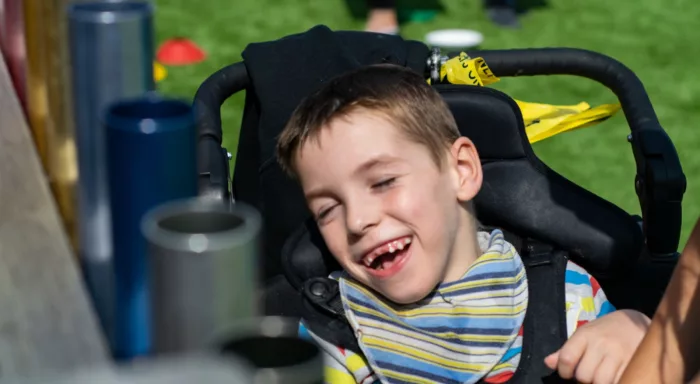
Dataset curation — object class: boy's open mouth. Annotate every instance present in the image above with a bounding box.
[361,237,412,273]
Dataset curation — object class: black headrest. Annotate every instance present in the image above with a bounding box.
[235,26,430,281]
[282,85,644,287]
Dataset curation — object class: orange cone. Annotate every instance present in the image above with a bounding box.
[156,38,207,66]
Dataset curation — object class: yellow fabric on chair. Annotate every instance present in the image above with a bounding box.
[439,52,622,144]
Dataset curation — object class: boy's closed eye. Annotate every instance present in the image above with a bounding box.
[316,204,337,222]
[371,177,397,191]
[312,175,401,223]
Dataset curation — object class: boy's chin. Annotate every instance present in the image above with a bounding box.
[376,285,434,305]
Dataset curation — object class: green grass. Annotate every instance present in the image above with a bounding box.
[153,0,699,248]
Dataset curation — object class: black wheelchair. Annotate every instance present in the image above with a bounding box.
[192,24,687,383]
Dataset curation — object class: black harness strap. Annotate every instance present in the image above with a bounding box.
[301,277,361,353]
[503,244,575,384]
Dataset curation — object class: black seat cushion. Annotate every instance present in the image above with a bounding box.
[438,84,643,278]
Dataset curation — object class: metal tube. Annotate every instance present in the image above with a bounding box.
[217,317,324,384]
[67,0,155,354]
[105,95,197,359]
[141,198,262,355]
[23,0,83,255]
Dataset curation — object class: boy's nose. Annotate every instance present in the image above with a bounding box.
[345,200,379,237]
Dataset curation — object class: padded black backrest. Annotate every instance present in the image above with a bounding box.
[280,85,645,289]
[437,84,643,278]
[233,84,311,282]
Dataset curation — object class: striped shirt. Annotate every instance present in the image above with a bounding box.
[299,230,615,383]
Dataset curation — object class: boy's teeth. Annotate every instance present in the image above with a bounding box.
[363,237,412,268]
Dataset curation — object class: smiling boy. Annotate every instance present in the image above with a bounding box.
[276,64,649,384]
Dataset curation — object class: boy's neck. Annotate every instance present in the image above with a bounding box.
[442,216,482,283]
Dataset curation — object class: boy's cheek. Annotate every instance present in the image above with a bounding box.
[390,187,437,222]
[319,226,353,263]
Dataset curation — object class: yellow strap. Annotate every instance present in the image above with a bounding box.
[515,100,591,124]
[441,52,499,86]
[439,53,621,143]
[525,103,621,143]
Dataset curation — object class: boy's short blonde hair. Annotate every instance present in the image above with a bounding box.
[276,64,461,176]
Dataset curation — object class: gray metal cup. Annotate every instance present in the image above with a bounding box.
[217,317,324,384]
[141,198,262,355]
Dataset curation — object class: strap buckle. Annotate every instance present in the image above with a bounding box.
[302,277,345,319]
[426,47,448,84]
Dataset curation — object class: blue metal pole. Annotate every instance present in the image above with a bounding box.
[106,94,198,359]
[67,0,154,350]
[105,94,197,359]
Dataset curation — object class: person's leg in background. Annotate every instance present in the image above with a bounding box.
[365,0,399,35]
[484,0,520,28]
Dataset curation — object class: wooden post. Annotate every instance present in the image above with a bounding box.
[0,55,108,378]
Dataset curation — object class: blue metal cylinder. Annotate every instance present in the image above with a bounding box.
[106,95,198,359]
[67,0,155,346]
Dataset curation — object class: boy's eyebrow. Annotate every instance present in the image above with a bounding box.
[353,155,400,177]
[304,187,332,202]
[304,155,401,201]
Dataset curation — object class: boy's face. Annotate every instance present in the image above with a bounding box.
[295,110,483,304]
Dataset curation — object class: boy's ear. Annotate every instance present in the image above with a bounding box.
[450,137,483,202]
